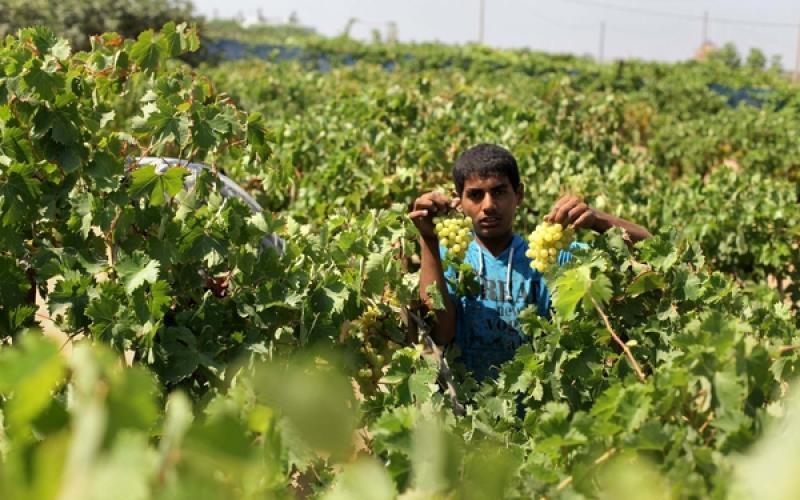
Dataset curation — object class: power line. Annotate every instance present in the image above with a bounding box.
[528,12,598,30]
[713,16,798,29]
[717,23,796,53]
[561,0,797,29]
[561,0,702,22]
[448,0,796,66]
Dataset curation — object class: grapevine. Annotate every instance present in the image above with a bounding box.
[526,221,574,272]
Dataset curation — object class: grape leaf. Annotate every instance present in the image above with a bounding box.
[626,271,666,297]
[0,336,65,434]
[23,61,64,101]
[363,251,387,297]
[553,264,612,319]
[85,292,120,341]
[130,30,166,72]
[425,282,445,311]
[128,164,187,206]
[323,459,396,500]
[116,252,160,294]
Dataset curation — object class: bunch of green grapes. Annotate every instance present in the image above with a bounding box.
[351,305,404,393]
[526,222,574,273]
[434,215,473,260]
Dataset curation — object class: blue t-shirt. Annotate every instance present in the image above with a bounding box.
[442,235,581,380]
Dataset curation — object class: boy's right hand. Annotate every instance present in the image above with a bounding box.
[409,192,460,240]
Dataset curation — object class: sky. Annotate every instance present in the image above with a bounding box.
[192,0,799,68]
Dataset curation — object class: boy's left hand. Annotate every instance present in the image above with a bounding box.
[544,195,602,230]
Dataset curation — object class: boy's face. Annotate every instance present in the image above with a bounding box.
[457,174,523,240]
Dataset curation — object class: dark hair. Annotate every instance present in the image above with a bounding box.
[452,143,520,195]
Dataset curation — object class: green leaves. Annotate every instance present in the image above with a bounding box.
[626,270,666,297]
[116,251,160,294]
[552,261,612,319]
[312,282,349,315]
[162,21,200,57]
[254,352,359,459]
[732,385,800,499]
[139,103,192,151]
[130,30,164,72]
[712,369,750,436]
[0,163,41,226]
[425,281,446,311]
[128,164,187,207]
[0,255,31,312]
[84,291,120,340]
[154,326,199,384]
[323,459,396,500]
[23,58,65,101]
[130,23,198,73]
[362,251,388,297]
[0,336,65,438]
[590,383,652,434]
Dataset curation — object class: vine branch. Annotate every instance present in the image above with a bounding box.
[777,344,800,355]
[553,447,618,493]
[592,298,646,382]
[407,309,466,417]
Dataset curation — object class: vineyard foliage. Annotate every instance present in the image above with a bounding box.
[0,0,200,51]
[1,24,800,499]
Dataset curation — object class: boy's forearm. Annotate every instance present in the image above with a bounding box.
[593,211,651,243]
[418,236,456,345]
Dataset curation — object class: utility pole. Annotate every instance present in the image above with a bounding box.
[795,20,800,82]
[598,21,606,63]
[479,0,485,44]
[702,11,709,44]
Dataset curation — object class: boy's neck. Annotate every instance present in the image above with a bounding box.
[475,232,515,257]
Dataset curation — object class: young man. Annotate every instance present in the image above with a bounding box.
[409,144,651,380]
